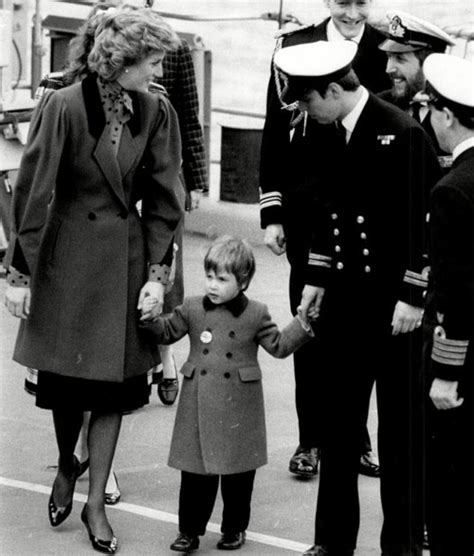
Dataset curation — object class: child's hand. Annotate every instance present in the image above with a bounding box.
[140,296,159,321]
[297,304,319,322]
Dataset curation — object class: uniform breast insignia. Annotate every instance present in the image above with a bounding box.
[200,330,213,344]
[377,135,395,145]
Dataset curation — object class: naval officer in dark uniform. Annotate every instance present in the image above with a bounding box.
[260,0,389,480]
[274,41,441,556]
[378,11,454,161]
[422,53,474,556]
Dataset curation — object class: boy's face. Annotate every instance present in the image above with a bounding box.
[205,269,241,305]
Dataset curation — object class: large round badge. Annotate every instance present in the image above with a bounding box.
[200,330,213,344]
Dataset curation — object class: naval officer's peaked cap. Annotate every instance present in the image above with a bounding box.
[274,41,358,102]
[379,11,455,53]
[423,53,474,116]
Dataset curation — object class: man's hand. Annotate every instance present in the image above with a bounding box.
[4,285,31,319]
[430,378,464,410]
[391,301,423,335]
[264,224,286,256]
[298,285,325,322]
[138,281,165,320]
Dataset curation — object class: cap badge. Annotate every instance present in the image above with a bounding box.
[200,330,213,344]
[389,15,406,39]
[377,134,395,145]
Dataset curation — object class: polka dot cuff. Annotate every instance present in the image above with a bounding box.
[6,266,31,287]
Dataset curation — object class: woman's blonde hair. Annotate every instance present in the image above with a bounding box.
[88,8,180,82]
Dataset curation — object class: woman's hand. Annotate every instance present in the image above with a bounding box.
[138,281,165,320]
[5,285,31,319]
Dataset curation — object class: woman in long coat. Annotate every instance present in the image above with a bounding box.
[4,9,184,552]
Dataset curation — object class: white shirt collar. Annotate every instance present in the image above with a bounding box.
[327,18,364,44]
[452,136,474,161]
[341,86,369,140]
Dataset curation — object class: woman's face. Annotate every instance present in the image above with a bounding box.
[118,51,165,92]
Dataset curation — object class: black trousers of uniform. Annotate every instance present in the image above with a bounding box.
[308,282,424,556]
[178,469,256,537]
[288,260,373,454]
[424,349,473,556]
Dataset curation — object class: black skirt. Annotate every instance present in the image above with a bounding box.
[31,369,151,412]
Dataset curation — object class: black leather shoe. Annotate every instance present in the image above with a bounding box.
[81,505,118,554]
[170,532,199,552]
[104,472,121,505]
[48,458,80,527]
[158,378,179,405]
[359,451,380,478]
[217,531,246,550]
[303,545,329,556]
[289,446,320,478]
[74,455,89,478]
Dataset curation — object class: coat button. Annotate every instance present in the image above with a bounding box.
[203,348,209,355]
[333,228,340,236]
[364,265,371,273]
[357,215,365,224]
[200,369,207,376]
[88,212,96,220]
[336,262,344,270]
[335,245,341,253]
[229,331,235,338]
[331,213,338,220]
[224,372,231,379]
[226,352,233,359]
[363,248,369,256]
[360,232,367,240]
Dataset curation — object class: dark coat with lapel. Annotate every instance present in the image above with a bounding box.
[5,74,184,382]
[305,93,441,311]
[423,146,474,385]
[143,295,311,475]
[260,19,390,228]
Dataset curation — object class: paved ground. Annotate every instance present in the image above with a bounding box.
[0,229,396,556]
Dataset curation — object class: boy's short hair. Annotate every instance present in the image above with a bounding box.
[204,236,256,291]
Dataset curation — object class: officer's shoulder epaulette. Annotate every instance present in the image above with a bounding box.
[275,23,316,40]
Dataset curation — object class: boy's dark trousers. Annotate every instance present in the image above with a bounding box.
[178,469,256,536]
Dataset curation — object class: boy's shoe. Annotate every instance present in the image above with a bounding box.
[217,531,246,550]
[170,532,199,552]
[158,378,179,405]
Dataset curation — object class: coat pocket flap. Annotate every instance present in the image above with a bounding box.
[238,366,262,382]
[180,361,196,378]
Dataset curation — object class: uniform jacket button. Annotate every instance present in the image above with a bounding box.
[360,232,367,240]
[363,248,369,256]
[200,369,207,376]
[364,265,371,273]
[331,213,338,220]
[336,262,344,270]
[333,228,340,236]
[335,245,341,253]
[357,215,365,224]
[88,212,96,220]
[224,372,231,379]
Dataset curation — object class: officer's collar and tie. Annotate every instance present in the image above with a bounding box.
[326,18,364,44]
[338,86,370,143]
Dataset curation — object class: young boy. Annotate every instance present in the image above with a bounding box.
[140,235,313,552]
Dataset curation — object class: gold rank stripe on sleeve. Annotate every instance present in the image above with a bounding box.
[260,191,283,209]
[403,270,428,288]
[308,253,333,269]
[432,336,469,367]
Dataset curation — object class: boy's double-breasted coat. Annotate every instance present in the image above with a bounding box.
[5,74,184,382]
[143,294,311,475]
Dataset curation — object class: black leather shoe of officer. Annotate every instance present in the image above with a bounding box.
[289,446,320,478]
[359,450,380,477]
[170,532,199,552]
[303,545,354,555]
[217,531,246,550]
